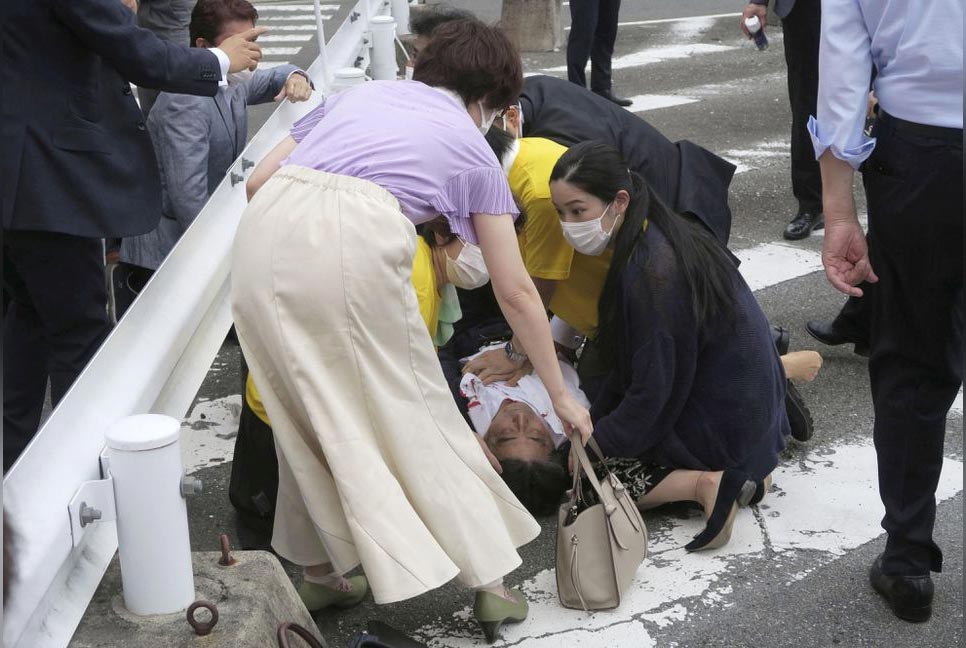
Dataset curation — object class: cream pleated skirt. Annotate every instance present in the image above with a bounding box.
[230,166,541,604]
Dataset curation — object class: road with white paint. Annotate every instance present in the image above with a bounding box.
[179,3,964,647]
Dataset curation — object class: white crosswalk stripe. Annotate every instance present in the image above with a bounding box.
[254,3,331,68]
[544,43,735,73]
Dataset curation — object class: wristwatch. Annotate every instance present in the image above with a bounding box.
[504,340,528,363]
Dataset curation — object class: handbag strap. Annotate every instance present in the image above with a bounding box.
[569,435,614,511]
[569,434,642,537]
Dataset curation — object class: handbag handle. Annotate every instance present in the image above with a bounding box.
[568,434,615,509]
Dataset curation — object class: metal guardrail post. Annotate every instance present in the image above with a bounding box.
[369,16,397,80]
[106,415,197,615]
[392,0,410,35]
[313,0,331,89]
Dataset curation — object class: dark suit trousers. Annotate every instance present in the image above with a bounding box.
[863,117,963,576]
[3,231,111,471]
[781,0,823,214]
[567,0,622,93]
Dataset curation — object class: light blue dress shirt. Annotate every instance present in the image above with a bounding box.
[808,0,964,169]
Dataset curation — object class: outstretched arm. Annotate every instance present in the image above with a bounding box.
[246,136,297,200]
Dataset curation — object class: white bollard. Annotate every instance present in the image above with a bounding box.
[331,67,367,92]
[369,15,398,81]
[392,0,411,36]
[106,414,195,615]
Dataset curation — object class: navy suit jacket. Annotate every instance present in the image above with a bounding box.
[2,0,222,238]
[520,75,737,248]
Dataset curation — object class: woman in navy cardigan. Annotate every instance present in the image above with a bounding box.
[549,141,790,552]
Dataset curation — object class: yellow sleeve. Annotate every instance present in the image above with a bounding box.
[244,372,273,426]
[510,138,575,280]
[411,238,440,339]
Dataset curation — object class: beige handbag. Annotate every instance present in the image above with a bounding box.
[555,436,648,611]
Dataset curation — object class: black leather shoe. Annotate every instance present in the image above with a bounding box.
[783,211,824,240]
[594,89,633,107]
[870,555,934,622]
[771,325,790,356]
[784,381,813,442]
[805,319,870,357]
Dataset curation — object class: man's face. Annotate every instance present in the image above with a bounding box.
[485,400,555,463]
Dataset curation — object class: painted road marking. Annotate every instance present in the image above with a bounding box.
[565,12,743,31]
[181,395,241,474]
[626,94,700,112]
[412,444,963,647]
[261,46,304,56]
[259,24,319,30]
[735,242,823,292]
[258,34,314,43]
[256,3,339,9]
[723,139,791,175]
[544,43,735,73]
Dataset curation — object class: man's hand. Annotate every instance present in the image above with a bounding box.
[867,90,878,119]
[275,72,313,102]
[462,347,532,386]
[822,218,878,296]
[740,3,768,37]
[221,27,268,73]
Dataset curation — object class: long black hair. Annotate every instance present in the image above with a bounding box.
[549,141,736,367]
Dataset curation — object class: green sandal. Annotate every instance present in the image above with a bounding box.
[298,575,368,612]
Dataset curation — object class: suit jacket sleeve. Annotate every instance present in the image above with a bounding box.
[245,65,301,105]
[50,0,220,95]
[153,95,212,232]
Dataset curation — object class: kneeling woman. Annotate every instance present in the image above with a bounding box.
[549,142,789,551]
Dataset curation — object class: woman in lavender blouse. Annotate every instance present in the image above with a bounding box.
[231,20,592,642]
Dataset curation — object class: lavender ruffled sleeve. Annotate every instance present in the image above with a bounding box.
[432,167,519,245]
[289,97,329,143]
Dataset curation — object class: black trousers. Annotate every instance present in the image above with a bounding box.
[781,0,823,214]
[863,115,963,576]
[832,283,873,345]
[3,231,111,470]
[566,0,622,93]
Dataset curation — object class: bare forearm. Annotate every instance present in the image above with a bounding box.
[474,214,568,398]
[496,288,567,397]
[819,151,858,226]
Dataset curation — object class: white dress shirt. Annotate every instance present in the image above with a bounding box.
[808,0,964,169]
[460,346,590,447]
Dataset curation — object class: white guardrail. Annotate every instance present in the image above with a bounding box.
[2,1,402,645]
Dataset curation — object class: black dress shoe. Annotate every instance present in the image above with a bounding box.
[771,325,790,356]
[870,555,934,622]
[783,211,824,240]
[805,319,870,357]
[784,381,814,442]
[594,89,633,107]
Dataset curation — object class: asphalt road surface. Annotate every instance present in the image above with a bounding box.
[179,2,964,647]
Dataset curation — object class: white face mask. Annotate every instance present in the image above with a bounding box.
[445,241,489,289]
[227,69,254,85]
[476,99,498,135]
[560,202,620,256]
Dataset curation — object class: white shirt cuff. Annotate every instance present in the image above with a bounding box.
[210,47,230,87]
[808,115,876,170]
[550,316,584,350]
